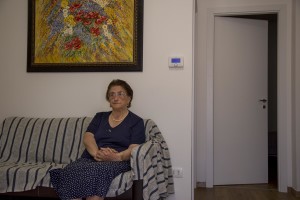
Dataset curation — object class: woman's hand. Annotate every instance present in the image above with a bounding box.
[93,144,139,162]
[94,148,122,162]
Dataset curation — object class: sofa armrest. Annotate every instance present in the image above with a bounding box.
[131,140,158,180]
[131,137,174,200]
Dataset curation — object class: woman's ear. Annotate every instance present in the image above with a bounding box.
[127,97,132,107]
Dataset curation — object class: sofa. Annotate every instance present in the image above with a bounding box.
[0,117,174,200]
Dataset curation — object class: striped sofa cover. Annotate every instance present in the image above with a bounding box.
[0,117,174,199]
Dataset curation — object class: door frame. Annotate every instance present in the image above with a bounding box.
[206,5,291,192]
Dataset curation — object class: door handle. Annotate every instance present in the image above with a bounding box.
[259,99,267,103]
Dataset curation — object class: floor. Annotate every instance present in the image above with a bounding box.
[195,184,300,200]
[1,185,299,200]
[0,197,58,200]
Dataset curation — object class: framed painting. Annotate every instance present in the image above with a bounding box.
[27,0,143,72]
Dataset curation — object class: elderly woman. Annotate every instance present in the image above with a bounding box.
[50,79,145,200]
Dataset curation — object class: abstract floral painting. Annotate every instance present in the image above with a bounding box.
[27,0,143,72]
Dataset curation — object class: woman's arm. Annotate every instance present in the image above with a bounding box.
[117,144,139,161]
[83,132,100,160]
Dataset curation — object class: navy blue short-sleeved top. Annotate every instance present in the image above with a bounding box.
[81,111,145,158]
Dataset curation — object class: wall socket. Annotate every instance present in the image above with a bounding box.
[172,167,183,178]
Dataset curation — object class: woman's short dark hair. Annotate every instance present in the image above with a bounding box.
[106,79,133,108]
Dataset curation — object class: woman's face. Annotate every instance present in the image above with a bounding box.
[108,85,131,111]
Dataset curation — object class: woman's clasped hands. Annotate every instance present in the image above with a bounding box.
[94,147,122,162]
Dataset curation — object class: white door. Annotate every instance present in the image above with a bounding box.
[213,17,268,185]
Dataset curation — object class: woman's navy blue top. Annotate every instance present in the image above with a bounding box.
[81,111,145,159]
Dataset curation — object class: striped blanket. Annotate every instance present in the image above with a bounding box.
[0,117,174,199]
[132,119,175,199]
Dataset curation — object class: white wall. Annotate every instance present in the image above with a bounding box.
[196,0,300,193]
[0,0,194,199]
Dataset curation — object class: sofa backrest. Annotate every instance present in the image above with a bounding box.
[0,117,151,165]
[0,117,92,164]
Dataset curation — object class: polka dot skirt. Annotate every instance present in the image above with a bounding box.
[50,158,131,200]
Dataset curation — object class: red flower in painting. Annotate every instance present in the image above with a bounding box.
[64,41,73,50]
[51,0,58,6]
[69,2,82,13]
[87,11,99,19]
[83,18,92,25]
[83,13,90,19]
[75,10,84,22]
[75,15,83,22]
[101,16,107,21]
[95,18,103,25]
[90,27,100,36]
[95,16,107,25]
[72,37,81,49]
[64,37,82,50]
